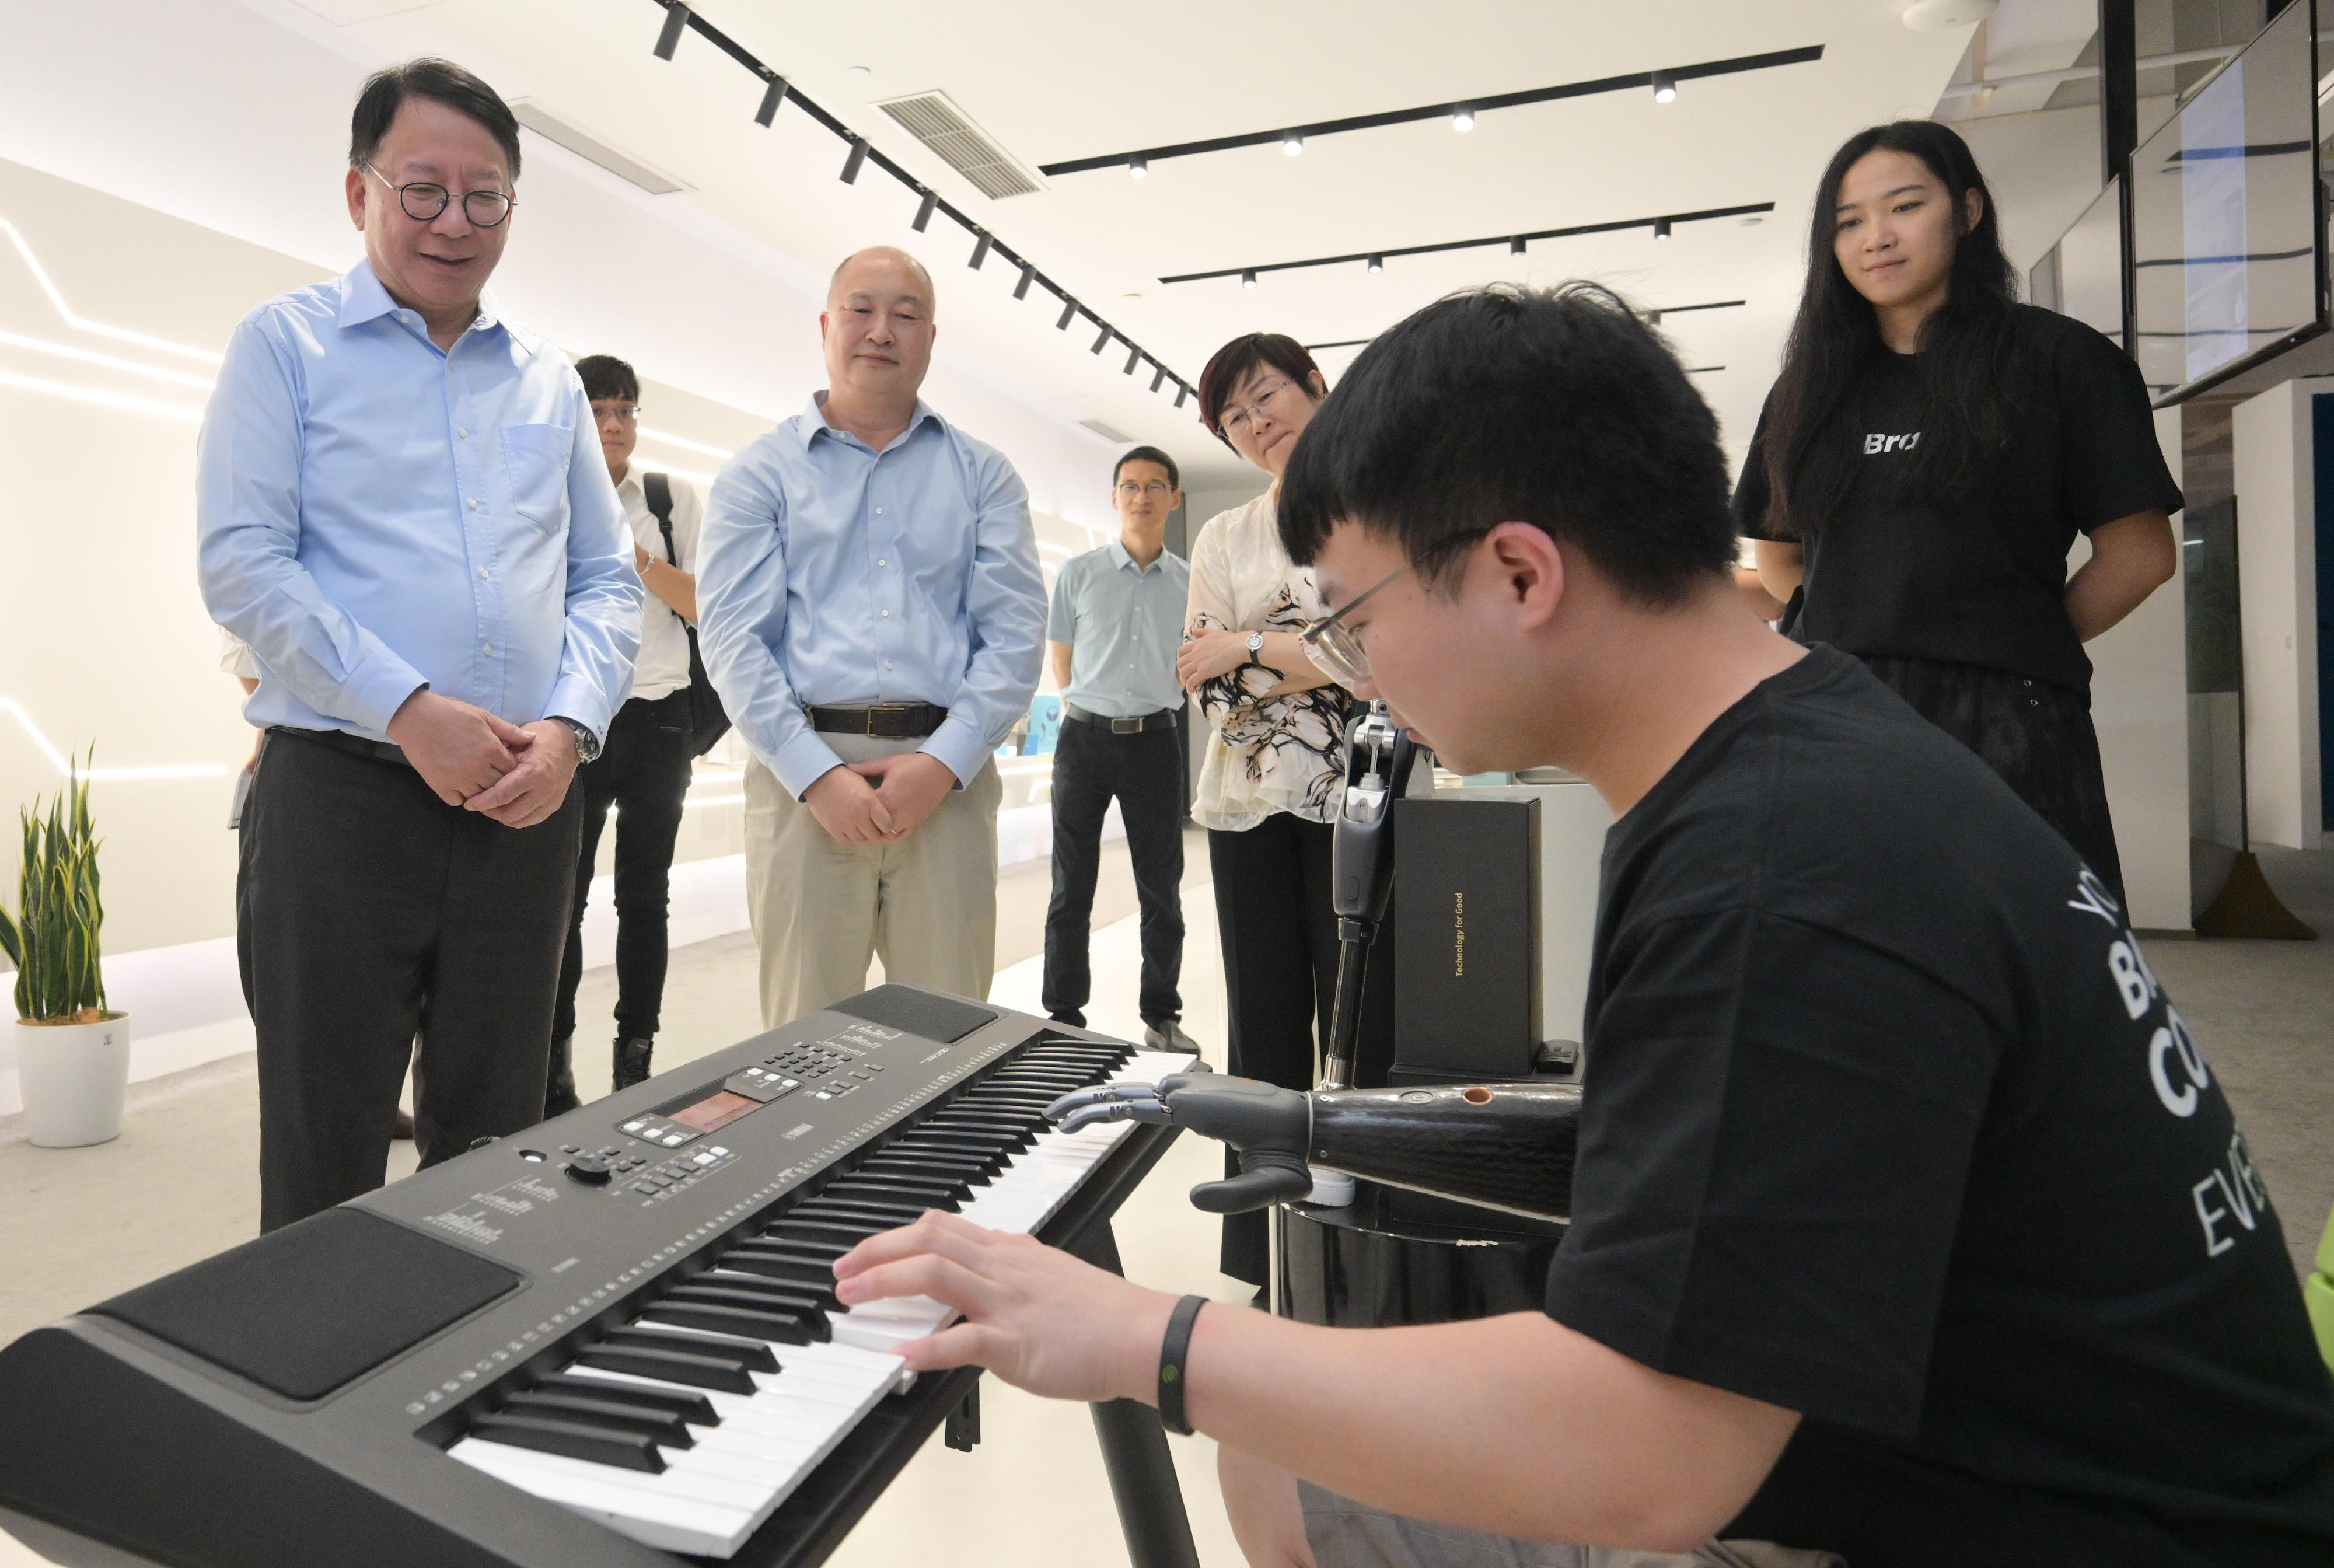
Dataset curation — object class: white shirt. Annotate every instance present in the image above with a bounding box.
[1183,488,1350,830]
[616,465,703,703]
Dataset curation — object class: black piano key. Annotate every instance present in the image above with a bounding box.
[859,1155,993,1185]
[721,1244,850,1287]
[943,1101,1050,1124]
[532,1372,717,1426]
[752,1231,857,1262]
[693,1274,834,1318]
[885,1140,1007,1172]
[822,1178,962,1210]
[665,1281,834,1336]
[924,1117,1038,1148]
[603,1322,780,1373]
[574,1343,760,1395]
[639,1301,820,1345]
[790,1198,933,1227]
[501,1389,696,1448]
[469,1412,667,1473]
[764,1217,892,1246]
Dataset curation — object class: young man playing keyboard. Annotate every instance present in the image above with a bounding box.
[831,284,2334,1567]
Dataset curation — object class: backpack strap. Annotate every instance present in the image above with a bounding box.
[643,470,679,566]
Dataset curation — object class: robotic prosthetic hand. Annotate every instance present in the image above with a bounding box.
[1050,1073,1583,1224]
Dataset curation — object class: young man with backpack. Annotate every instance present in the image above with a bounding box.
[547,353,724,1110]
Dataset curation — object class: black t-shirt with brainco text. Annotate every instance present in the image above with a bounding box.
[1735,305,2182,692]
[1543,646,2334,1567]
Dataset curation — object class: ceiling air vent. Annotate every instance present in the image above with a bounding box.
[509,101,691,197]
[875,91,1045,200]
[1077,418,1135,443]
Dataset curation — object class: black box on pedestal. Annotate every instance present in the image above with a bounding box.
[1391,795,1540,1083]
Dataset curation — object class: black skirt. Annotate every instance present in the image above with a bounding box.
[1860,655,2125,904]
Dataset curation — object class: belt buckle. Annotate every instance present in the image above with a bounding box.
[865,703,910,737]
[1112,717,1140,735]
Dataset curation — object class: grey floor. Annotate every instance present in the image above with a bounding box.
[2,836,2331,1567]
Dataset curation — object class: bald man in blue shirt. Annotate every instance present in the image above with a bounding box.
[698,247,1044,1026]
[197,61,640,1228]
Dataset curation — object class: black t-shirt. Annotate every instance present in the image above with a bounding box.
[1543,647,2334,1567]
[1734,306,2183,692]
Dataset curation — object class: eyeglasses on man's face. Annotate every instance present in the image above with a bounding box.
[363,163,516,228]
[1299,531,1490,688]
[1116,480,1175,499]
[1220,379,1294,439]
[592,403,642,425]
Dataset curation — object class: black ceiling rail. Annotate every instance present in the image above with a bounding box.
[1038,46,1825,177]
[1159,203,1775,285]
[645,0,1197,406]
[1642,299,1746,317]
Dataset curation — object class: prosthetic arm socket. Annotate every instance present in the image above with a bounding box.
[1151,1075,1582,1222]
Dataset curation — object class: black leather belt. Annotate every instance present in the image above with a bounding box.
[1063,703,1178,735]
[806,703,950,739]
[267,725,412,768]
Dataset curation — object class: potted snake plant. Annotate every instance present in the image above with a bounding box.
[0,755,130,1147]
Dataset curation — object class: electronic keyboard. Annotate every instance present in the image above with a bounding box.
[0,986,1203,1568]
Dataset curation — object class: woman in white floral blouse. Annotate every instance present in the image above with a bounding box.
[1179,333,1396,1289]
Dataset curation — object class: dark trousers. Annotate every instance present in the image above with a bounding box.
[1861,655,2126,903]
[1043,715,1186,1028]
[1208,813,1397,1285]
[237,731,581,1231]
[553,690,695,1046]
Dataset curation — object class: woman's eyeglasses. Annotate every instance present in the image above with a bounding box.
[1220,379,1292,439]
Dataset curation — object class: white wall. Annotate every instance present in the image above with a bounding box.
[2085,406,2193,929]
[2228,376,2325,851]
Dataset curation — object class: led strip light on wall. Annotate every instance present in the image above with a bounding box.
[0,699,228,783]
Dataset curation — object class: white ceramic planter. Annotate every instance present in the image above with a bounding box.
[14,1012,131,1148]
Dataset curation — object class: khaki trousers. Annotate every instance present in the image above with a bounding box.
[744,736,1002,1028]
[1297,1484,1844,1568]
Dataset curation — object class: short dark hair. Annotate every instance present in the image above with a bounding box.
[575,354,640,405]
[1278,283,1736,608]
[350,58,522,180]
[1197,333,1323,445]
[1113,445,1179,490]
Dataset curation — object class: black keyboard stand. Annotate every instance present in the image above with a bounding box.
[1071,1223,1201,1568]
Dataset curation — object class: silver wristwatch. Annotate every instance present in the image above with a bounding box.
[1245,631,1265,663]
[554,715,602,763]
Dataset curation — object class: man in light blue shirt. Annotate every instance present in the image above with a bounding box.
[195,60,640,1229]
[1042,446,1196,1051]
[698,246,1043,1025]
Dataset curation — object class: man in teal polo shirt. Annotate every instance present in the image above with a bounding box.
[1042,445,1196,1052]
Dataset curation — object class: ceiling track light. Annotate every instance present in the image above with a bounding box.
[1510,237,1526,256]
[631,15,1190,406]
[653,2,691,61]
[1654,217,1673,240]
[1282,133,1304,157]
[1367,253,1384,273]
[1452,106,1476,132]
[1647,310,1664,326]
[755,76,789,125]
[1651,70,1678,103]
[1175,386,1189,408]
[1241,269,1258,289]
[1129,156,1148,180]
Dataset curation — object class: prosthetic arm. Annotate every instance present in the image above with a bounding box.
[1050,1073,1582,1223]
[1322,703,1418,1090]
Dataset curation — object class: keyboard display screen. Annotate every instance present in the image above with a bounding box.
[670,1091,760,1134]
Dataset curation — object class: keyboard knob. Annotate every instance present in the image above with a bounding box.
[565,1153,616,1185]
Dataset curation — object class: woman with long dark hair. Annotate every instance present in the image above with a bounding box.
[1737,120,2179,898]
[1180,332,1395,1291]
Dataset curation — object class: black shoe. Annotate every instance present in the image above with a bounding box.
[544,1034,580,1119]
[614,1035,655,1092]
[1143,1020,1198,1054]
